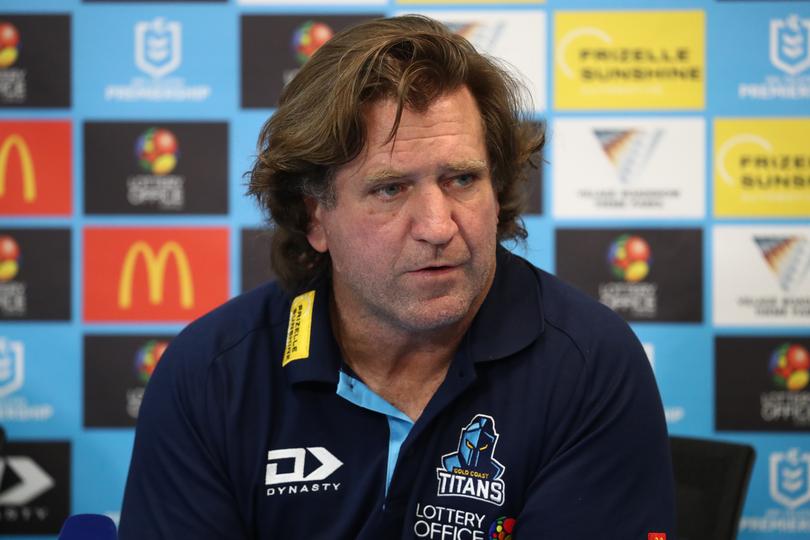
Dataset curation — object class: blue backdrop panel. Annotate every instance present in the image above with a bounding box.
[0,0,808,538]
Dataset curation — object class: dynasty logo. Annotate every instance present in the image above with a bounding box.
[599,234,657,318]
[436,414,506,506]
[264,447,342,497]
[128,127,184,210]
[0,441,70,534]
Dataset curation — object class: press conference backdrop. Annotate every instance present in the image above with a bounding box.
[0,0,808,537]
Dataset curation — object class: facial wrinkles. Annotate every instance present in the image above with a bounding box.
[319,88,497,334]
[366,120,486,276]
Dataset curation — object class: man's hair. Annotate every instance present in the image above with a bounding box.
[248,15,544,291]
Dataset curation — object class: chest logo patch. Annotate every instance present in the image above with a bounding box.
[436,414,506,506]
[264,446,342,497]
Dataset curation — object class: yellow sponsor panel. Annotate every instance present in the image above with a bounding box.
[0,134,36,202]
[714,118,810,217]
[554,10,705,110]
[283,290,316,366]
[118,241,195,309]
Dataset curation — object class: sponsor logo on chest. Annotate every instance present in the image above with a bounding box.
[264,446,342,497]
[436,414,506,506]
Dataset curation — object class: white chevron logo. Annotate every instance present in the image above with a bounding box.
[265,447,343,486]
[0,456,55,505]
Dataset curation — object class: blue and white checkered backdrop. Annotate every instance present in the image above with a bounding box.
[0,0,808,538]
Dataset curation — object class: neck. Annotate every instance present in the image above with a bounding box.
[330,295,478,421]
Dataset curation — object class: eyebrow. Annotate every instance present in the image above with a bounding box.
[363,160,489,184]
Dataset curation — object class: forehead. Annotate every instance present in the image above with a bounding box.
[367,87,484,142]
[341,87,488,178]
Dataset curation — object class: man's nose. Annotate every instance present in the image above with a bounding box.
[409,184,459,245]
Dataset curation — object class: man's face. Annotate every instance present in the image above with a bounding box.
[306,86,499,334]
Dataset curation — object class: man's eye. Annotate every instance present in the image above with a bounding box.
[374,184,404,198]
[452,174,476,187]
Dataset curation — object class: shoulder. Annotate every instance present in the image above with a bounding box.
[176,282,290,357]
[151,281,292,389]
[538,266,641,355]
[514,260,649,383]
[529,264,658,423]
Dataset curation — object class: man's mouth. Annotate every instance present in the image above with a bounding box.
[408,264,461,275]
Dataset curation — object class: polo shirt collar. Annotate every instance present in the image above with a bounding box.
[282,277,343,386]
[466,245,545,363]
[282,245,545,384]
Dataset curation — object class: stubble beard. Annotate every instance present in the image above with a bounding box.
[339,257,496,336]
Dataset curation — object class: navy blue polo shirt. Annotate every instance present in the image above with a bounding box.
[119,247,675,539]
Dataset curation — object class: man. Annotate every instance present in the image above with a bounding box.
[120,16,675,539]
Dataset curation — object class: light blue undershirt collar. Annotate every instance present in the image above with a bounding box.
[336,371,414,495]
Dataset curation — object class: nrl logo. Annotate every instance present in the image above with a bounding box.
[770,14,810,76]
[0,337,24,398]
[135,17,182,79]
[770,448,810,510]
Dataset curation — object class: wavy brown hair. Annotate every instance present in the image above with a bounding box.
[248,15,544,291]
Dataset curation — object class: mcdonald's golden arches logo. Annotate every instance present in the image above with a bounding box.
[0,134,36,203]
[0,121,71,215]
[83,228,229,322]
[118,241,194,309]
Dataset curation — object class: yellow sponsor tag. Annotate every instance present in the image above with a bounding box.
[554,10,705,110]
[282,290,315,366]
[714,118,810,217]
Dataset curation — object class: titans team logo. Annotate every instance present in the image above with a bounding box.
[436,414,506,506]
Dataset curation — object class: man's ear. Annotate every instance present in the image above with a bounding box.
[304,196,328,253]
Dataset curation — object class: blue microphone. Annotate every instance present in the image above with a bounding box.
[58,514,118,540]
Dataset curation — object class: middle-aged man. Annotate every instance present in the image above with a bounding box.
[120,15,675,539]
